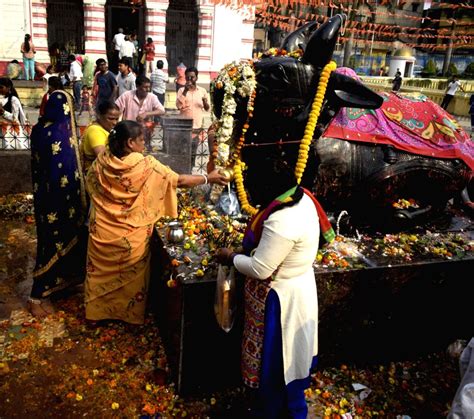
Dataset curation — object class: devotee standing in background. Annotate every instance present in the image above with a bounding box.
[117,57,136,97]
[176,67,210,165]
[119,36,135,63]
[21,34,36,81]
[115,75,165,151]
[441,75,465,110]
[93,58,118,107]
[175,57,186,92]
[68,54,83,109]
[0,77,28,149]
[144,38,155,76]
[111,28,125,73]
[150,60,168,107]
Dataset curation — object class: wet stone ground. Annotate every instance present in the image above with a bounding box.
[0,193,463,418]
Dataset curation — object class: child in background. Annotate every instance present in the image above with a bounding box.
[78,85,92,117]
[39,76,63,117]
[42,65,55,92]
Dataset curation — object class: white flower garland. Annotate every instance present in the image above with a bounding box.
[212,61,257,167]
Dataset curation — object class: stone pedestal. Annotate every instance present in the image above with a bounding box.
[158,116,193,174]
[151,226,474,394]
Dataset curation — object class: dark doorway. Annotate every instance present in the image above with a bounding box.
[47,0,85,54]
[166,0,198,76]
[105,0,145,65]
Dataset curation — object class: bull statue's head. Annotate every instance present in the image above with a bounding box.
[212,15,383,200]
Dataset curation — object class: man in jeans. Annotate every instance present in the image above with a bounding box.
[68,54,83,109]
[150,60,168,107]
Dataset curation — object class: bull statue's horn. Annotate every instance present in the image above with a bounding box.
[280,21,318,53]
[303,14,345,69]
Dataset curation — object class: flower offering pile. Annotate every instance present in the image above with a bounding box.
[316,230,473,271]
[155,190,247,285]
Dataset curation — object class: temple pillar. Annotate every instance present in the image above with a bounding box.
[195,3,214,83]
[145,0,169,72]
[240,9,256,61]
[31,0,49,63]
[83,0,107,63]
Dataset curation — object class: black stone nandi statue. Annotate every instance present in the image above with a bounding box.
[212,15,473,230]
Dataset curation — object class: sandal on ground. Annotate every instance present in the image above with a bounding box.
[27,297,55,318]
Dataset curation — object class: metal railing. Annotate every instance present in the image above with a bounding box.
[0,122,211,175]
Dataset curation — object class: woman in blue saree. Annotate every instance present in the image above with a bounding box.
[28,90,87,317]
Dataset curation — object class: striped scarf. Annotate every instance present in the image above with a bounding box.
[242,186,335,255]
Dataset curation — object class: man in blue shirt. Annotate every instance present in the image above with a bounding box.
[94,59,118,108]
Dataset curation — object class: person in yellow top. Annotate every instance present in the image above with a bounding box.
[81,101,121,173]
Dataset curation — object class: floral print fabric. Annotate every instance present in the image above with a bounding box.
[84,151,178,324]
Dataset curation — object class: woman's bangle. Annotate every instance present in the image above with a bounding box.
[200,174,208,185]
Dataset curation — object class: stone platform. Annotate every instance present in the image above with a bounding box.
[150,223,474,395]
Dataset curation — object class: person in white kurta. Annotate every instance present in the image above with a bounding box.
[217,183,321,418]
[234,192,320,384]
[0,77,28,149]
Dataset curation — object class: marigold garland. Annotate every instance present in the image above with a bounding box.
[295,60,337,184]
[233,60,337,215]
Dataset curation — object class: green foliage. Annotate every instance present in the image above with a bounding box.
[446,63,458,77]
[423,59,437,77]
[463,62,474,79]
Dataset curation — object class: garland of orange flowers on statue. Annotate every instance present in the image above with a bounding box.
[233,60,337,215]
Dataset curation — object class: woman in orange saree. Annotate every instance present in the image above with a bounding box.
[85,121,227,324]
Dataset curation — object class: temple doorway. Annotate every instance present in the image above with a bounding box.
[166,0,198,75]
[46,0,85,55]
[105,0,145,67]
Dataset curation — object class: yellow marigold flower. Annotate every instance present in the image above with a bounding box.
[75,393,83,401]
[111,402,119,410]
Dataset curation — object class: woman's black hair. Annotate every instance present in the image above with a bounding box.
[24,34,31,53]
[0,77,20,113]
[48,76,63,91]
[243,148,299,208]
[96,101,120,116]
[108,120,143,158]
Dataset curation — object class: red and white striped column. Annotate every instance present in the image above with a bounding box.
[31,1,49,63]
[84,0,107,62]
[196,4,214,83]
[145,0,169,73]
[241,12,256,61]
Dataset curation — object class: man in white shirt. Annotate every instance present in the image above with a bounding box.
[441,75,465,110]
[68,54,83,109]
[112,28,125,73]
[117,57,136,97]
[119,36,135,61]
[150,60,169,107]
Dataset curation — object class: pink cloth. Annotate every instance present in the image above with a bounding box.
[176,86,209,129]
[325,68,474,171]
[115,90,164,121]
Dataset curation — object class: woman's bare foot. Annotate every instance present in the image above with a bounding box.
[27,298,55,319]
